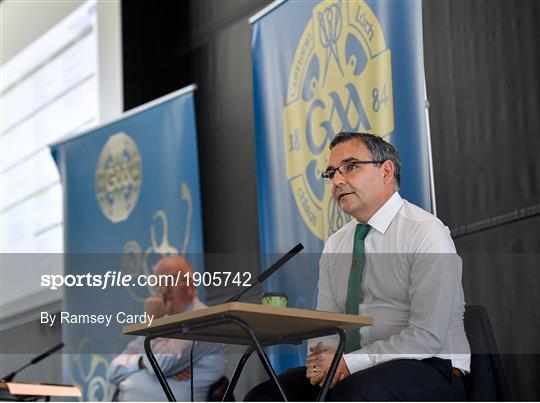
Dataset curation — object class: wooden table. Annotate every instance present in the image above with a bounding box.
[124,302,372,401]
[0,380,81,400]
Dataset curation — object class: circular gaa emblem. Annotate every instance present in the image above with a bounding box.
[95,132,142,223]
[283,0,395,240]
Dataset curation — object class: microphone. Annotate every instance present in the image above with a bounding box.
[3,342,64,382]
[227,243,304,303]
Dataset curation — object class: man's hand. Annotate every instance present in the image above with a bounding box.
[144,295,167,319]
[172,368,192,381]
[305,342,350,388]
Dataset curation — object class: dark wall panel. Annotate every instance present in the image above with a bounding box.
[455,215,540,400]
[122,2,193,109]
[423,0,540,229]
[423,1,540,400]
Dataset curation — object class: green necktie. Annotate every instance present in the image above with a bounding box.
[345,223,371,353]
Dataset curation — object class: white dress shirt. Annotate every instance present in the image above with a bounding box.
[315,192,471,374]
[107,297,226,401]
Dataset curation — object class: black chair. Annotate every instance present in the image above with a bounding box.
[463,305,511,401]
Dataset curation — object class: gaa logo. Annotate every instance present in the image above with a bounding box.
[284,0,394,240]
[95,132,142,223]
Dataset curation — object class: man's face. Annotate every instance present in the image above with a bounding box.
[154,256,195,315]
[327,140,389,222]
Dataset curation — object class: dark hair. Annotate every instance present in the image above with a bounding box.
[329,132,400,186]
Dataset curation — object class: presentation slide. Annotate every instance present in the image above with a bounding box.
[1,0,100,318]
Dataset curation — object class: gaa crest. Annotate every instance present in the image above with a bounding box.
[95,132,142,223]
[283,0,394,240]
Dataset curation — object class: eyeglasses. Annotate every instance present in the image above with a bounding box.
[321,159,385,182]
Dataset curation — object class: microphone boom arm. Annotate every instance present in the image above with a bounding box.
[226,243,304,303]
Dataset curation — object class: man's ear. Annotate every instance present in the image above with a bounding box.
[381,160,395,185]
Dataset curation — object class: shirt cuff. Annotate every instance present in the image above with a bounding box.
[126,354,143,372]
[141,355,155,374]
[343,351,372,374]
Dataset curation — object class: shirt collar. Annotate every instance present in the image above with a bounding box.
[362,191,403,235]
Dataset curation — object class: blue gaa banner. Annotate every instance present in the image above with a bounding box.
[50,86,204,400]
[251,0,432,370]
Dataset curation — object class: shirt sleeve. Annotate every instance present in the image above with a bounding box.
[343,219,463,373]
[107,337,144,385]
[317,241,340,313]
[309,241,342,350]
[142,339,225,377]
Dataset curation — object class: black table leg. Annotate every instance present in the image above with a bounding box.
[316,327,346,402]
[139,316,352,402]
[222,346,255,401]
[227,317,288,401]
[144,336,176,402]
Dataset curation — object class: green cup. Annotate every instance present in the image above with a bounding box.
[260,292,288,307]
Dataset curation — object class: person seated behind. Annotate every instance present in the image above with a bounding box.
[108,256,226,401]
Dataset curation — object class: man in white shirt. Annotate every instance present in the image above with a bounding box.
[108,256,226,401]
[246,132,470,401]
